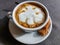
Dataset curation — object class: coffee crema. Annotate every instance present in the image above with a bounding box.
[15,3,46,28]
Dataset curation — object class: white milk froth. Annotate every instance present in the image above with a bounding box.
[19,4,45,25]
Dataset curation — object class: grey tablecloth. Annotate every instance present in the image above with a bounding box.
[0,0,60,45]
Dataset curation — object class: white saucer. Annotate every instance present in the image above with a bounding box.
[9,16,52,44]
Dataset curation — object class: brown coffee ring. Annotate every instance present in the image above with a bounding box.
[38,19,50,36]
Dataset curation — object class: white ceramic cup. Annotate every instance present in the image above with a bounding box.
[9,1,49,32]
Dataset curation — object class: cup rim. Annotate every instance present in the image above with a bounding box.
[12,1,49,31]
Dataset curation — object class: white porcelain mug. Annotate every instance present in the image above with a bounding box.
[8,1,49,32]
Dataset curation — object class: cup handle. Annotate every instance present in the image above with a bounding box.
[7,12,12,18]
[7,11,13,22]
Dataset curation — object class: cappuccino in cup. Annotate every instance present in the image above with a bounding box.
[15,2,47,28]
[12,1,49,31]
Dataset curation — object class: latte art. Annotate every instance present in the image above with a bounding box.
[15,3,46,28]
[19,5,45,25]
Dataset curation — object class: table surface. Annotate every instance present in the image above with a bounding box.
[0,0,60,45]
